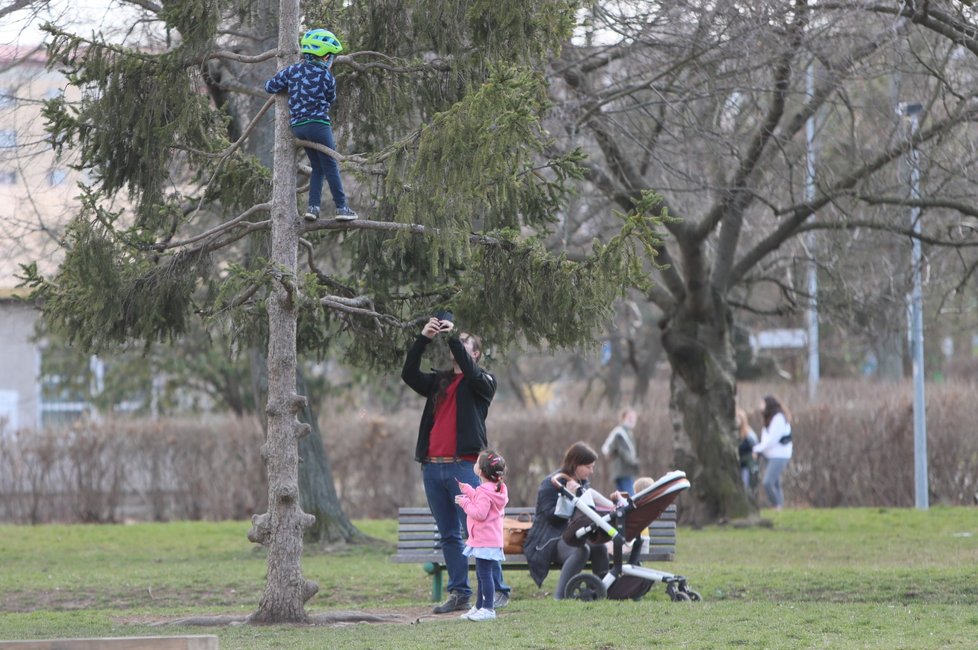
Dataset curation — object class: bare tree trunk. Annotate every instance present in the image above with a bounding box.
[661,299,751,525]
[296,369,366,545]
[246,0,317,623]
[632,326,662,402]
[875,329,905,381]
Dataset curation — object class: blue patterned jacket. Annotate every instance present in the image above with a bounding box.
[264,58,336,126]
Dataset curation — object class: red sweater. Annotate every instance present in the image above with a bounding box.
[427,374,462,457]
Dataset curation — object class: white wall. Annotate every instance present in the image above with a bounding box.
[0,299,40,433]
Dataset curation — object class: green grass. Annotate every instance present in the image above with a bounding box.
[1,508,977,648]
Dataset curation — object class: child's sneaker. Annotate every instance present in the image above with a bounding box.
[466,608,496,622]
[335,205,358,221]
[303,206,320,222]
[459,606,478,620]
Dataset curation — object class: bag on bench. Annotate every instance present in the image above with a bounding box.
[502,513,533,554]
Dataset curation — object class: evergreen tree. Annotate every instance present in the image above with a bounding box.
[23,0,661,622]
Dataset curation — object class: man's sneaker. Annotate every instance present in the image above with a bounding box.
[303,206,320,222]
[432,592,470,614]
[459,606,479,620]
[493,591,510,609]
[335,206,358,221]
[467,608,496,622]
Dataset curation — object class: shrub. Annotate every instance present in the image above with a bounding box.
[1,379,975,523]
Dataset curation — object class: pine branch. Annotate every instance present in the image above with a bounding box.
[340,51,454,74]
[293,138,371,166]
[207,48,278,64]
[319,295,405,327]
[143,202,272,253]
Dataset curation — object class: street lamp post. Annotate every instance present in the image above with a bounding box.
[805,62,819,403]
[899,101,928,510]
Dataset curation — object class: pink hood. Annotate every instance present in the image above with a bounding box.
[458,481,509,549]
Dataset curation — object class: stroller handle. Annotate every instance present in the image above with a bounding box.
[550,472,574,491]
[551,473,589,503]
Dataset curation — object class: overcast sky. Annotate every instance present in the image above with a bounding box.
[1,0,145,48]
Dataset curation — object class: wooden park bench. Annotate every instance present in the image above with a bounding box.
[390,504,678,601]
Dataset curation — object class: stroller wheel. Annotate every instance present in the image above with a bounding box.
[685,589,702,601]
[564,574,607,601]
[671,590,691,602]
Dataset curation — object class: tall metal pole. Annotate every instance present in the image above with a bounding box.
[902,101,928,510]
[805,63,820,402]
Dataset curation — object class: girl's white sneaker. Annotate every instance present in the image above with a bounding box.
[466,608,496,621]
[460,606,479,620]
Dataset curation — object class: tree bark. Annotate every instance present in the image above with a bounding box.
[296,369,367,545]
[661,296,750,525]
[246,0,317,623]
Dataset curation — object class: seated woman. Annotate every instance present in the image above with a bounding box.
[523,441,623,599]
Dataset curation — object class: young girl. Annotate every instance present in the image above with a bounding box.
[735,406,759,494]
[454,450,508,621]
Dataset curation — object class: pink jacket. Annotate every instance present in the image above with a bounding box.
[458,481,509,548]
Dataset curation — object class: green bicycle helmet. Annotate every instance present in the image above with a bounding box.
[300,29,343,57]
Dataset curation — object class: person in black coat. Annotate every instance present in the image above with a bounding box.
[401,315,510,613]
[523,441,621,599]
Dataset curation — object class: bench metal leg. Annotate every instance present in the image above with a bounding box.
[422,562,444,602]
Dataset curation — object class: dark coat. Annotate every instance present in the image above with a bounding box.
[524,472,592,587]
[401,335,496,462]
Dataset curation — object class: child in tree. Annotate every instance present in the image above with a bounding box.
[454,450,508,621]
[264,28,358,222]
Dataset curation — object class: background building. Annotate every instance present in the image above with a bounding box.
[1,45,84,432]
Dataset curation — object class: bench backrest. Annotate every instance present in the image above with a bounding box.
[392,504,677,564]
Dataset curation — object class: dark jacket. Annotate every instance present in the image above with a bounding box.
[264,58,337,126]
[524,472,591,587]
[401,335,496,462]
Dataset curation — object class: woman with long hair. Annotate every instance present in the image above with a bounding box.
[735,406,759,494]
[752,396,793,510]
[523,441,623,599]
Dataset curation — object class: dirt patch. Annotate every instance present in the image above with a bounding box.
[114,606,463,628]
[1,587,250,613]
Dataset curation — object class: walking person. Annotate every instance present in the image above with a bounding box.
[455,450,508,621]
[752,396,793,510]
[601,408,640,494]
[264,28,358,221]
[401,314,510,613]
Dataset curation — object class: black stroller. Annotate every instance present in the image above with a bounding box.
[555,470,701,602]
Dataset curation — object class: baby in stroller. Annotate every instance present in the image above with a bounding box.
[558,470,701,602]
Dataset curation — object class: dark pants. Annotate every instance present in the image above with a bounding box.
[475,558,498,610]
[291,121,347,211]
[421,461,511,598]
[553,539,609,600]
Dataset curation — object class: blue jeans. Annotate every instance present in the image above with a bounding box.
[421,461,511,598]
[615,476,635,495]
[291,121,347,211]
[762,457,790,508]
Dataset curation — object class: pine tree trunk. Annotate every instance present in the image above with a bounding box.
[661,298,752,525]
[246,0,317,623]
